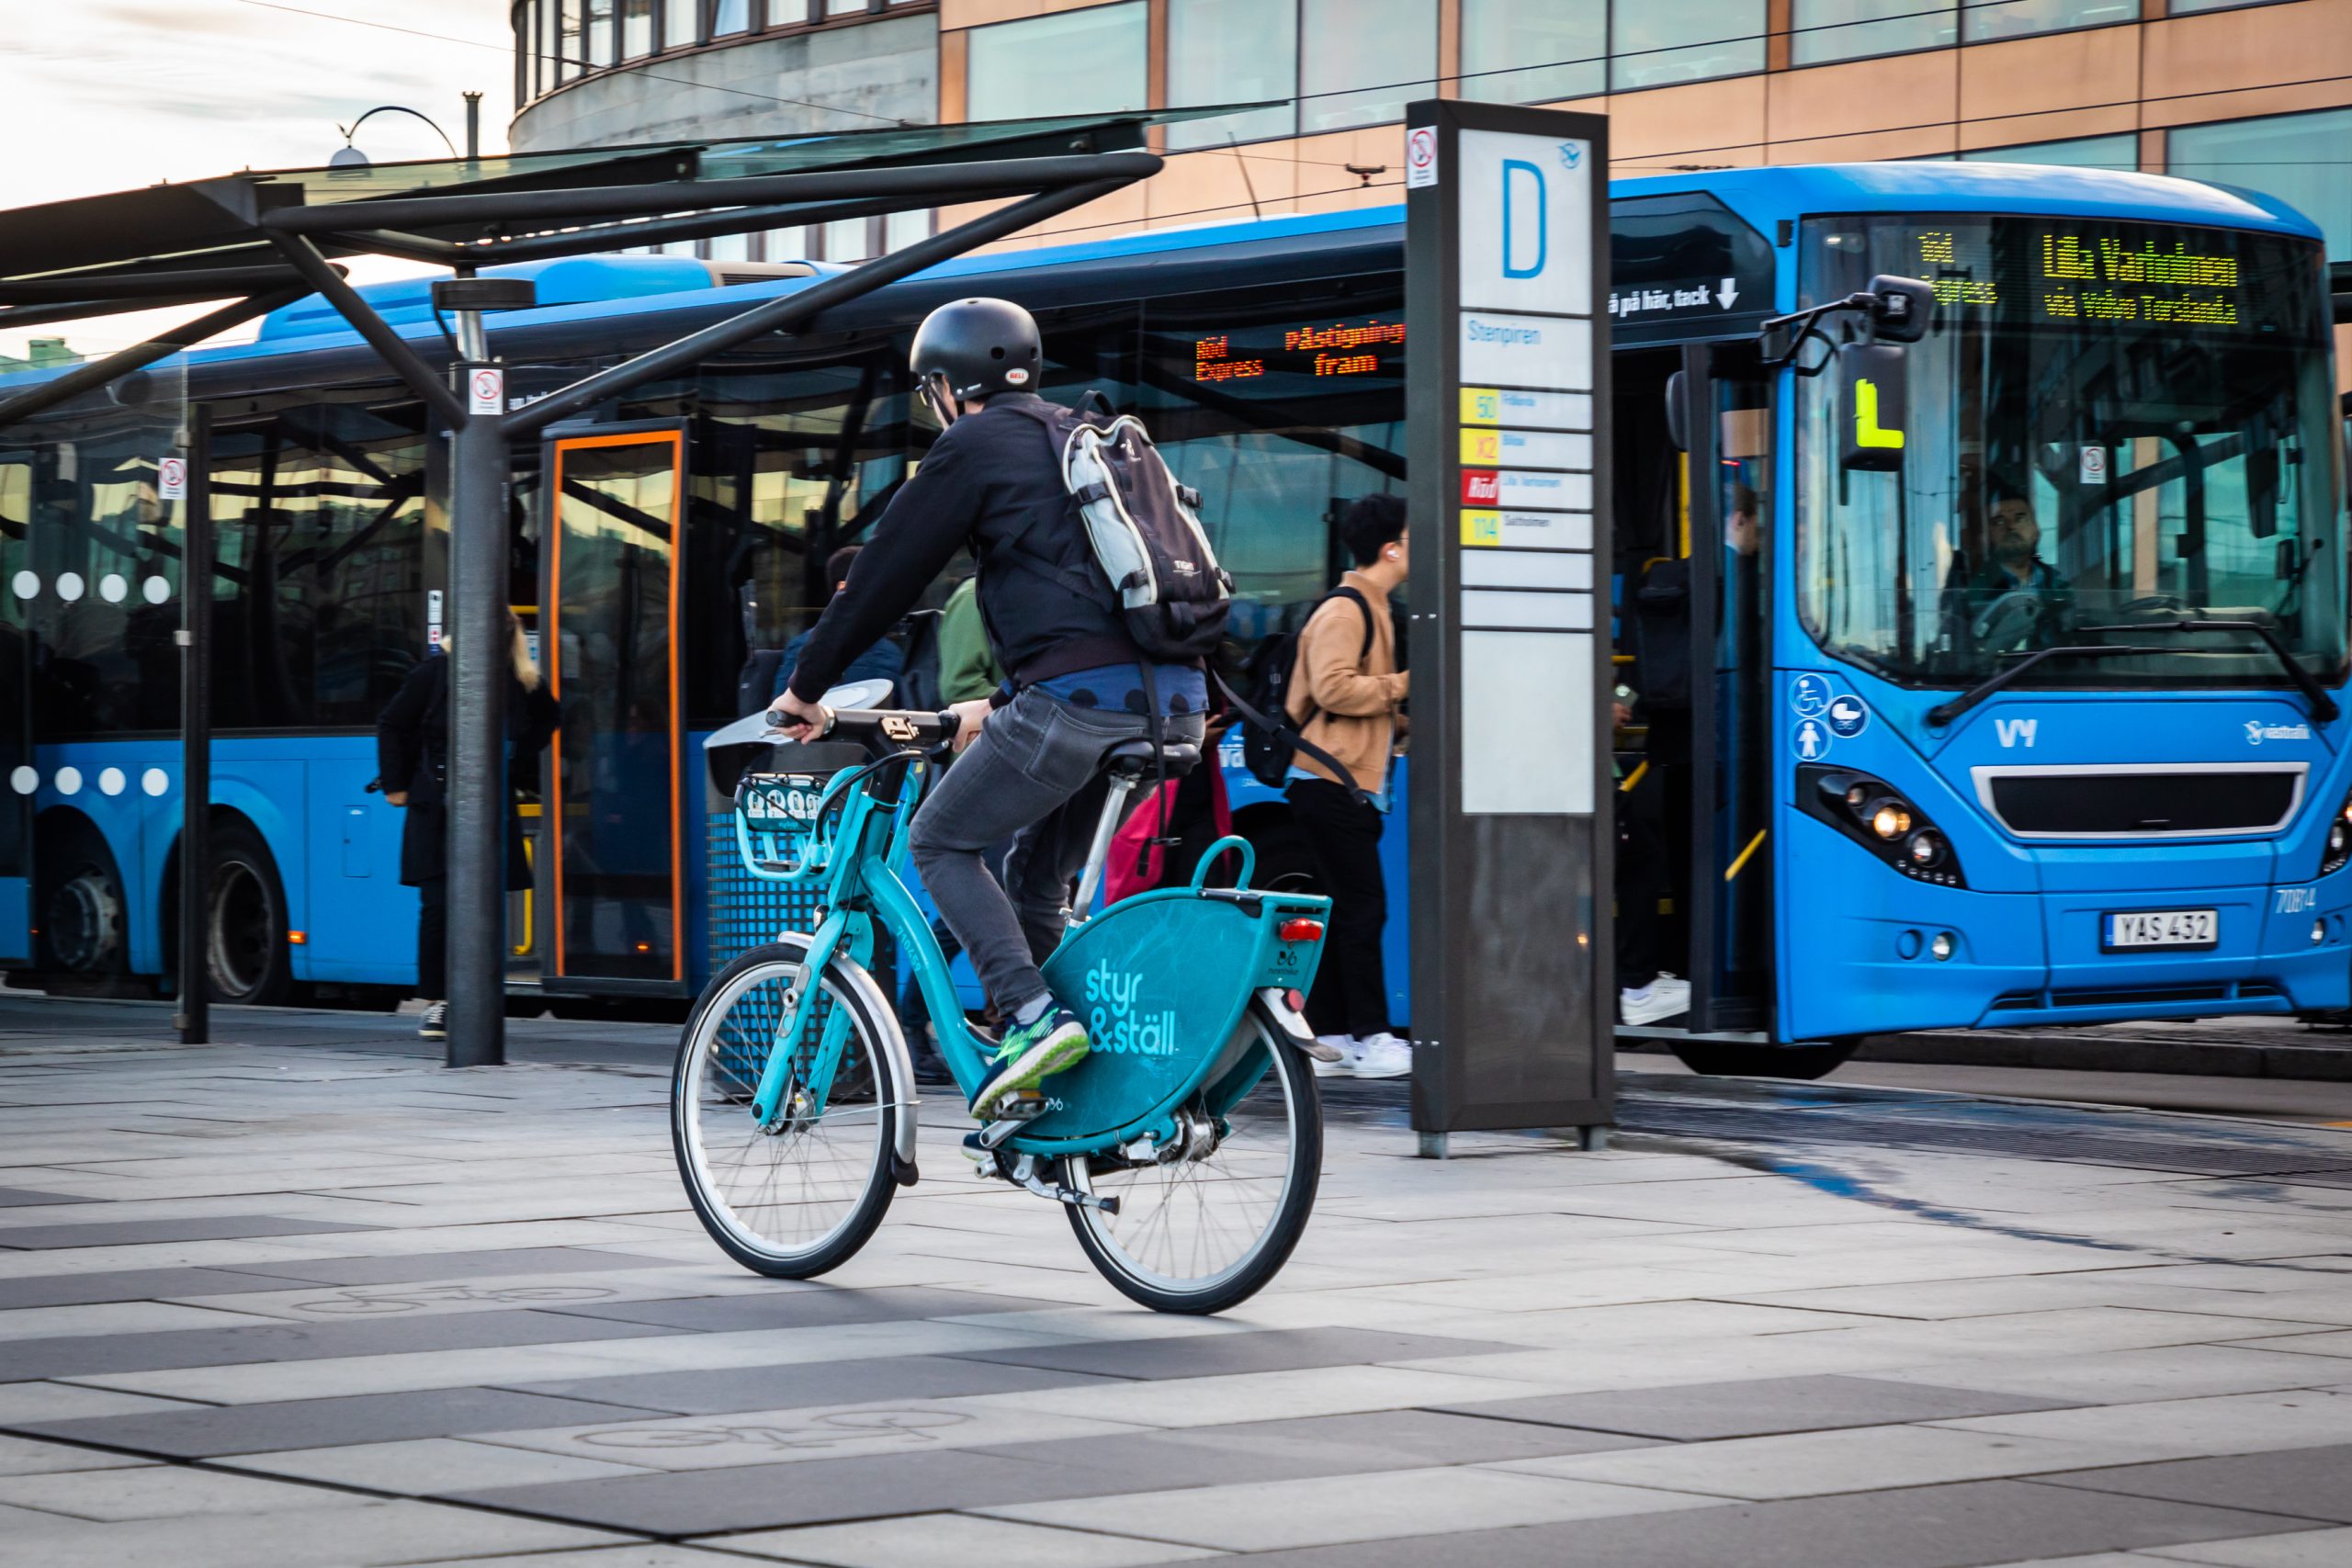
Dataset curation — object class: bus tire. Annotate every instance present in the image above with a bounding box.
[1669,1040,1858,1081]
[205,820,294,1007]
[35,815,129,984]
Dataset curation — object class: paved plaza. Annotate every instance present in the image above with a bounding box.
[5,1000,2352,1566]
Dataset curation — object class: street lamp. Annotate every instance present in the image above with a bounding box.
[333,96,482,167]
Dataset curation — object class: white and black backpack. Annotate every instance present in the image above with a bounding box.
[1003,393,1233,660]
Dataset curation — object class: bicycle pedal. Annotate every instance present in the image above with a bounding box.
[975,1109,1042,1150]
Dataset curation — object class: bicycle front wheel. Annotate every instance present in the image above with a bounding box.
[1062,1003,1321,1314]
[672,938,903,1279]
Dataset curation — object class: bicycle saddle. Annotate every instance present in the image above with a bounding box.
[1103,739,1200,779]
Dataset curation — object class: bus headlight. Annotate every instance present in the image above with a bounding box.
[1801,767,1965,889]
[2322,790,2352,876]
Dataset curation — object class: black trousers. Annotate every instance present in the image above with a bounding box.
[1615,809,1669,986]
[416,875,447,1001]
[1286,777,1391,1040]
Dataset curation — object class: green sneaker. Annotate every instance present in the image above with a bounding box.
[969,1002,1090,1118]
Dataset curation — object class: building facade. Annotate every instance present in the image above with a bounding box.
[511,0,2352,281]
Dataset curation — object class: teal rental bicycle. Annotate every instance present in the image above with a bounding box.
[671,692,1331,1314]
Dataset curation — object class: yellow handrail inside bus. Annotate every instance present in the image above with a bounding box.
[1724,829,1768,882]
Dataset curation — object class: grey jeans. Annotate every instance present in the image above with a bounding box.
[909,687,1205,1014]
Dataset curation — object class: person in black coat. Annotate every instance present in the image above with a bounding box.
[376,610,560,1040]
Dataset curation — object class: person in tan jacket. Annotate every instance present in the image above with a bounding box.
[1283,493,1410,1078]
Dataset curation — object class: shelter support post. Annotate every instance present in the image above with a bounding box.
[447,312,507,1068]
[176,409,212,1045]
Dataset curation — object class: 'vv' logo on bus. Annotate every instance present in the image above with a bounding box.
[1996,718,2037,748]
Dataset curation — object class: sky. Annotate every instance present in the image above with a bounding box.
[2,0,514,355]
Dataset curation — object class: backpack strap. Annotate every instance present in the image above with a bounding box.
[1211,669,1370,805]
[990,398,1121,601]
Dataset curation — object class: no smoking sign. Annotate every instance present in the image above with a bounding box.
[157,456,187,500]
[469,367,505,415]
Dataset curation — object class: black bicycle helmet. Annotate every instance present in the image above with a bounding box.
[910,297,1041,421]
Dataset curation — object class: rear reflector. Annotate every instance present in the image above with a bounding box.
[1279,918,1324,942]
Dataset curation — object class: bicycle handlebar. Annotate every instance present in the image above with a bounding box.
[763,706,960,750]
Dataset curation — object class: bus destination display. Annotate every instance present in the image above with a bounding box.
[1191,318,1405,384]
[1899,222,2258,329]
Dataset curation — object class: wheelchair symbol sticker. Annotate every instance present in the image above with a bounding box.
[1790,673,1832,716]
[1792,718,1831,761]
[1825,694,1870,738]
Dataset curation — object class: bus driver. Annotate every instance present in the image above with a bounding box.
[765,298,1210,1121]
[1951,486,2075,653]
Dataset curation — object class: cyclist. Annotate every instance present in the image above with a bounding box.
[768,298,1209,1119]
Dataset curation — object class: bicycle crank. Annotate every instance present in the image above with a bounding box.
[1007,1153,1118,1215]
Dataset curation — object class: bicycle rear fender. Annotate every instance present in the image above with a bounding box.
[1010,886,1331,1156]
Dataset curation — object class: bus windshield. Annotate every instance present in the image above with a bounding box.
[1796,215,2346,693]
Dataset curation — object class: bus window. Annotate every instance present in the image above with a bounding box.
[206,402,429,729]
[1797,217,2345,694]
[1,451,28,964]
[1137,288,1408,652]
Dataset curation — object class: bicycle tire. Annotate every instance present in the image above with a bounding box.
[672,938,902,1280]
[1060,1002,1322,1314]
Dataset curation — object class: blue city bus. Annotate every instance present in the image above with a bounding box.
[2,162,2342,1077]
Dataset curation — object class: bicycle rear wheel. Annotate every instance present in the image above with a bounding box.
[672,938,903,1279]
[1061,1004,1321,1314]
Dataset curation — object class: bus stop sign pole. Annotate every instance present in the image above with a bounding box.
[1404,99,1614,1156]
[447,312,509,1068]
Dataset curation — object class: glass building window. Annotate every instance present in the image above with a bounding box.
[827,0,868,14]
[823,216,874,262]
[711,0,750,36]
[557,0,582,80]
[771,1,811,21]
[2169,0,2290,9]
[1960,133,2136,170]
[587,0,616,66]
[2171,107,2352,261]
[1611,0,1766,93]
[1299,0,1435,134]
[967,4,1147,122]
[1166,0,1298,150]
[767,224,809,259]
[1962,0,2133,43]
[1792,0,1955,66]
[662,0,698,47]
[623,0,653,56]
[884,209,932,251]
[1462,0,1603,105]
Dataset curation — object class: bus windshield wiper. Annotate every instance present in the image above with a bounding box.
[2077,618,2341,724]
[1926,644,2160,729]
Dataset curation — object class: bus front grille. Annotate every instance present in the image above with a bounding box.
[1973,764,2305,839]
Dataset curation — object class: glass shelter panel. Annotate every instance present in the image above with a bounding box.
[1796,216,2346,694]
[548,432,684,983]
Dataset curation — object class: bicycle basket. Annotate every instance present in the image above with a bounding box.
[733,772,842,883]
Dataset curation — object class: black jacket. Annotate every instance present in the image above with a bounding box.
[375,654,560,887]
[787,393,1138,702]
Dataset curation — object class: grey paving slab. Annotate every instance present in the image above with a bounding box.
[0,1306,683,1381]
[220,1247,685,1287]
[1198,1479,2326,1568]
[226,1436,662,1492]
[947,1326,1523,1381]
[1139,1407,1665,1467]
[0,1498,628,1568]
[509,1354,1124,1416]
[0,1435,153,1477]
[0,1188,97,1208]
[2144,1527,2352,1565]
[716,1512,1227,1566]
[451,1448,1094,1535]
[0,1462,369,1520]
[0,1214,386,1249]
[545,1285,1069,1334]
[1432,1374,2069,1440]
[413,1550,760,1568]
[0,1266,345,1311]
[2040,1446,2352,1525]
[14,1387,667,1459]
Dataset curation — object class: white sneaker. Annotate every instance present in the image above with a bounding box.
[1350,1032,1413,1079]
[1311,1034,1358,1076]
[1620,974,1691,1026]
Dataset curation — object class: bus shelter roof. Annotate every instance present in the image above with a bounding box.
[0,107,1244,309]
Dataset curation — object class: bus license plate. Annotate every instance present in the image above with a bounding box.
[2104,908,2217,951]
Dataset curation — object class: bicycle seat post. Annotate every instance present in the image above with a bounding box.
[1067,767,1144,926]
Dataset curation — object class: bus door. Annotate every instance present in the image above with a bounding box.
[0,449,28,964]
[1673,343,1773,1032]
[539,423,688,995]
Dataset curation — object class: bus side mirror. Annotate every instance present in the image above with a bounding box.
[1866,275,1935,343]
[1838,341,1908,473]
[2247,444,2280,538]
[1664,370,1689,451]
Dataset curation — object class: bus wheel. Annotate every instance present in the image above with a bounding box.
[206,822,293,1006]
[1669,1040,1858,1081]
[38,821,128,981]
